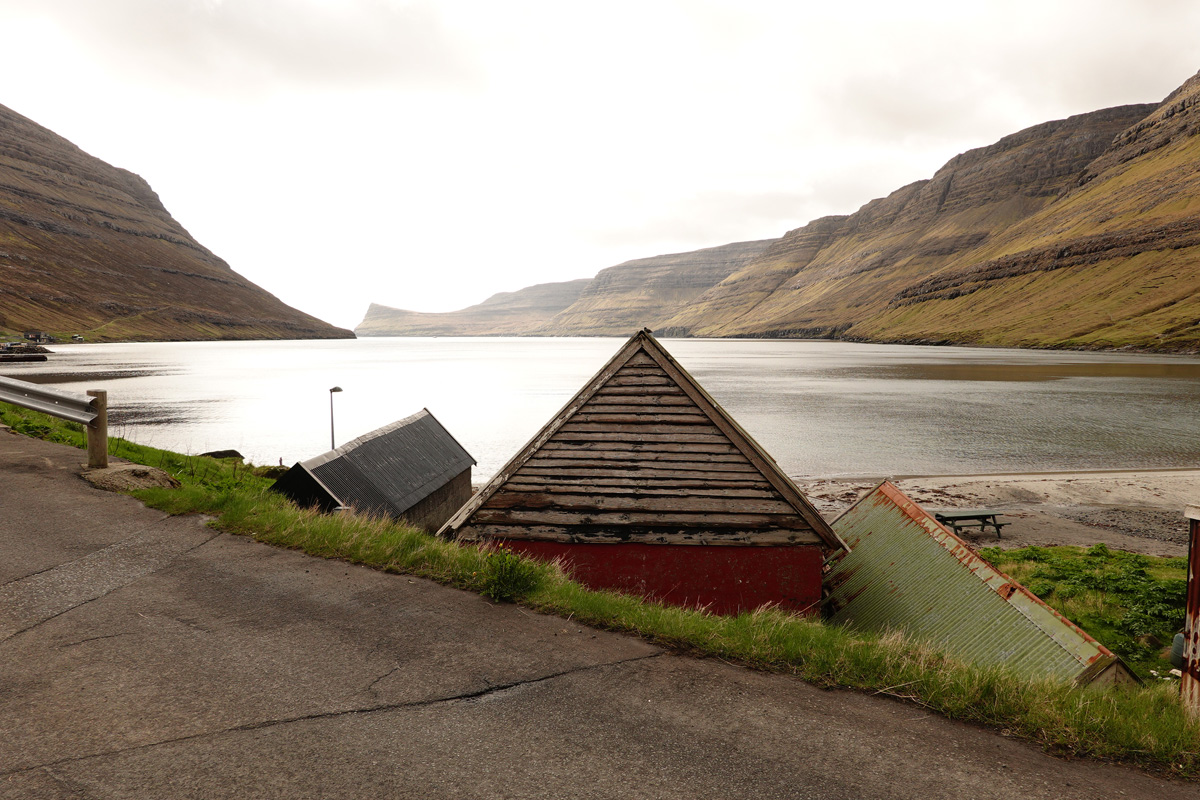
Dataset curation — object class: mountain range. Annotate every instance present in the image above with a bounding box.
[360,69,1200,352]
[0,103,351,341]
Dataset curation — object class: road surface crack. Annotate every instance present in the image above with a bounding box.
[58,632,130,649]
[0,652,665,778]
[0,514,188,588]
[0,530,223,644]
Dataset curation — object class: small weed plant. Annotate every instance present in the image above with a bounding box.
[478,542,543,602]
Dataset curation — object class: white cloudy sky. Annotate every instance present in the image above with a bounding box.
[3,1,1198,329]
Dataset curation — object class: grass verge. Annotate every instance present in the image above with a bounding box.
[4,401,1199,778]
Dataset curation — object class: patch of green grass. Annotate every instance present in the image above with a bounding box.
[1,403,88,448]
[4,402,1200,778]
[979,544,1187,679]
[0,401,278,491]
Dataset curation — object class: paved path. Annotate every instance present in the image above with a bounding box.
[0,431,1191,798]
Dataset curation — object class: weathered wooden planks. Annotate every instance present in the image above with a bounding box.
[522,449,752,464]
[471,507,815,529]
[504,475,774,491]
[557,421,729,435]
[539,440,740,455]
[592,384,687,397]
[487,490,797,515]
[440,329,842,552]
[577,404,705,415]
[587,393,694,406]
[516,465,761,480]
[461,524,822,545]
[568,417,710,429]
[502,481,782,499]
[549,430,732,444]
[604,374,676,387]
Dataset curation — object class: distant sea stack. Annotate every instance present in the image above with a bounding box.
[355,239,776,337]
[0,103,352,341]
[356,279,592,337]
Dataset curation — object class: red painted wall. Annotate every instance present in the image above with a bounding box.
[498,539,825,616]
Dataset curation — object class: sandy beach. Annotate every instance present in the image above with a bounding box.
[794,469,1200,557]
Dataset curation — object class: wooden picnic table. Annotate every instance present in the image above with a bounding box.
[933,508,1008,538]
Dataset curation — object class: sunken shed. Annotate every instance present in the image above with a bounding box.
[439,330,844,614]
[272,409,475,532]
[825,481,1137,686]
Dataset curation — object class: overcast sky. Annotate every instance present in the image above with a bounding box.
[3,1,1198,330]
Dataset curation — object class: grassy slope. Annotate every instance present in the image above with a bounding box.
[855,135,1200,349]
[664,94,1199,351]
[737,197,1048,338]
[3,402,1199,777]
[0,103,350,342]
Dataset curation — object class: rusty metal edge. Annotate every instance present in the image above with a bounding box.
[827,480,1141,685]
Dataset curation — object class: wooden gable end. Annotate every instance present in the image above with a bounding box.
[442,331,842,549]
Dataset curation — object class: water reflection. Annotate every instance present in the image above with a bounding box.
[2,338,1198,480]
[848,362,1200,382]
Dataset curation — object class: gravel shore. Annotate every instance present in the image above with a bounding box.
[794,469,1199,558]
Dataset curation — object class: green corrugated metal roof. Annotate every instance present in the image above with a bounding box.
[825,481,1134,685]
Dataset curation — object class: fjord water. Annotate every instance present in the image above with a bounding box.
[5,337,1200,481]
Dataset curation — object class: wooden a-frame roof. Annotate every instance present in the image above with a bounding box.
[439,330,844,550]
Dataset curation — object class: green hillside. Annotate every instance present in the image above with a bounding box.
[664,71,1200,351]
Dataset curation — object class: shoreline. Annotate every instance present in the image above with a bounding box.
[793,469,1199,558]
[805,466,1200,481]
[455,465,1198,558]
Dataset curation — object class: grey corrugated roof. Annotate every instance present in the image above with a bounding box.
[301,409,475,519]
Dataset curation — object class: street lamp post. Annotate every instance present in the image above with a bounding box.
[329,386,342,450]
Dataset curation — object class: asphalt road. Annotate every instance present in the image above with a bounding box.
[0,431,1192,799]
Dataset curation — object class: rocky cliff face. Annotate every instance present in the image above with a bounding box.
[0,103,351,341]
[356,279,593,336]
[665,102,1159,339]
[358,69,1200,352]
[539,239,776,335]
[846,71,1200,351]
[355,240,775,337]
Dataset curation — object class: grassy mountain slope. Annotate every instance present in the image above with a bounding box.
[538,239,776,335]
[664,70,1200,351]
[355,69,1200,351]
[663,104,1160,342]
[859,72,1200,350]
[0,103,351,341]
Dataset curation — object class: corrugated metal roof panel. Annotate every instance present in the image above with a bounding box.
[825,481,1134,685]
[303,409,475,518]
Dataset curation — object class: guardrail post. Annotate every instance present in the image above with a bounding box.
[86,390,108,469]
[1184,505,1200,718]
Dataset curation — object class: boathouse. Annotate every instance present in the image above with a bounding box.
[272,409,475,532]
[439,329,845,614]
[824,481,1137,686]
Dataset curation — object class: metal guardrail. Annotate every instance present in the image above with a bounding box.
[0,376,108,468]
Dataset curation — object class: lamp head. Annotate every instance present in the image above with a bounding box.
[330,386,343,393]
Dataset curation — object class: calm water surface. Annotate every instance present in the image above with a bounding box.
[5,338,1200,480]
